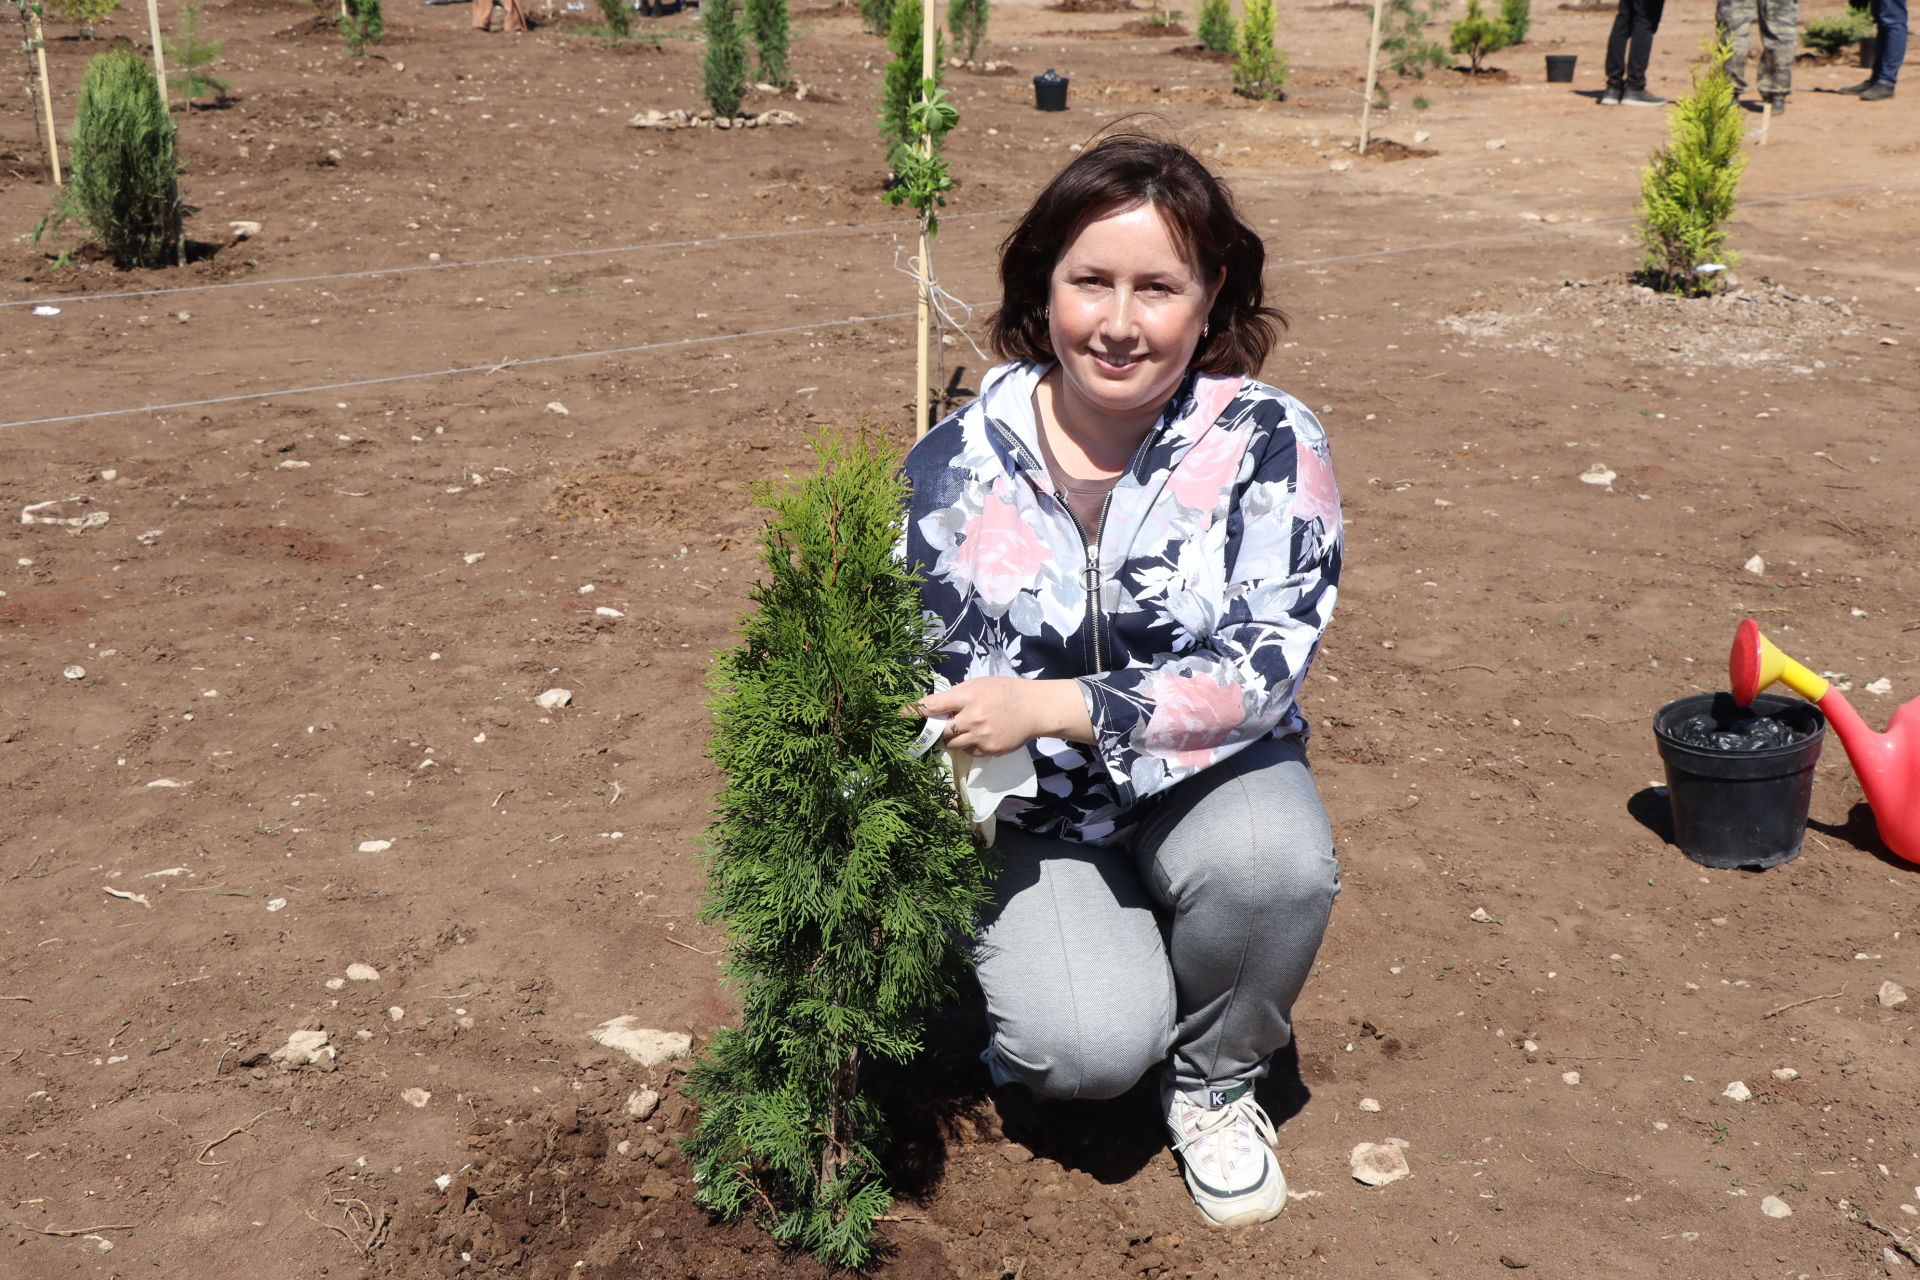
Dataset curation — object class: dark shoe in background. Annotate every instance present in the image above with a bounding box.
[1622,87,1667,106]
[1599,84,1624,105]
[1860,81,1896,101]
[1835,78,1875,94]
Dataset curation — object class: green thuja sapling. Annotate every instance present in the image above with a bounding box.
[1382,0,1448,78]
[1499,0,1530,43]
[1449,0,1510,72]
[1197,0,1234,53]
[703,0,748,116]
[948,0,988,64]
[684,430,986,1270]
[1233,0,1289,98]
[596,0,631,40]
[165,4,231,104]
[1636,38,1744,296]
[340,0,383,56]
[860,0,894,37]
[745,0,790,87]
[36,43,183,267]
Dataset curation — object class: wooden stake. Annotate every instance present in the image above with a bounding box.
[1358,0,1386,156]
[915,0,935,438]
[1758,99,1772,146]
[29,9,62,185]
[144,0,170,111]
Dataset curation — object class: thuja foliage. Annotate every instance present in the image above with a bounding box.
[947,0,988,64]
[1449,0,1511,72]
[745,0,789,87]
[879,0,942,172]
[1801,7,1874,55]
[1636,38,1744,296]
[38,44,182,267]
[49,0,118,38]
[1196,0,1234,54]
[1381,0,1447,78]
[703,0,749,116]
[340,0,383,56]
[860,0,894,37]
[684,431,986,1270]
[165,5,231,103]
[1499,0,1530,44]
[1233,0,1288,99]
[596,0,631,39]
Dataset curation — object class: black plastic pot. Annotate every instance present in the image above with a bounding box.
[1545,54,1577,82]
[1033,68,1070,111]
[1652,692,1827,871]
[1860,36,1878,69]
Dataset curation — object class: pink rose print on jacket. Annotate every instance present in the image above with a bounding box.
[1141,669,1249,767]
[1291,442,1340,534]
[953,475,1056,610]
[1167,413,1252,515]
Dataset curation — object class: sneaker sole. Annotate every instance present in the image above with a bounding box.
[1180,1156,1288,1228]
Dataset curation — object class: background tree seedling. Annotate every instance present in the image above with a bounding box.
[1196,0,1234,52]
[165,4,230,105]
[860,0,894,37]
[1381,0,1448,78]
[745,0,790,87]
[1233,0,1288,98]
[683,431,986,1269]
[48,0,117,38]
[703,0,748,115]
[947,0,986,63]
[595,0,631,41]
[1450,0,1511,73]
[340,0,382,57]
[34,43,184,267]
[1635,38,1745,296]
[1499,0,1529,44]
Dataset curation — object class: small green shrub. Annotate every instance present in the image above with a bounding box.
[948,0,988,63]
[1196,0,1234,52]
[745,0,790,85]
[1802,9,1874,55]
[1636,39,1745,296]
[50,0,120,38]
[860,0,895,37]
[1449,0,1511,72]
[39,44,183,267]
[166,5,232,103]
[704,0,749,116]
[1233,0,1289,99]
[1499,0,1530,44]
[340,0,383,55]
[596,0,631,38]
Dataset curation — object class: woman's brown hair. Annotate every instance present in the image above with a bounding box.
[987,133,1285,377]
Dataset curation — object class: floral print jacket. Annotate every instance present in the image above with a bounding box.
[902,360,1342,846]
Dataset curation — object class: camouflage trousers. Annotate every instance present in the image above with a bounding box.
[1718,0,1800,95]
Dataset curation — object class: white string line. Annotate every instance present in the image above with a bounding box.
[1,208,1025,311]
[4,176,1907,434]
[0,308,927,432]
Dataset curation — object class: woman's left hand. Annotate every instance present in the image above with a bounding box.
[910,677,1095,757]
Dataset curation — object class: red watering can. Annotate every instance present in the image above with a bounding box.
[1730,618,1920,866]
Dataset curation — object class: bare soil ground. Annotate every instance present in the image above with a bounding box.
[5,1,1920,1277]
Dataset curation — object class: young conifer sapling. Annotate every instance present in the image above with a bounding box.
[1233,0,1289,99]
[1196,0,1234,53]
[1636,38,1745,296]
[703,0,749,116]
[165,4,231,104]
[36,43,183,267]
[684,431,986,1270]
[745,0,790,87]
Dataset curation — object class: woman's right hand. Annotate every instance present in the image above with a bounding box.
[912,677,1095,757]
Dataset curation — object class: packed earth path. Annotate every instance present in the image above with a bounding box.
[4,0,1920,1276]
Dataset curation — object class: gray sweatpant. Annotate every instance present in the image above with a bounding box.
[975,735,1340,1101]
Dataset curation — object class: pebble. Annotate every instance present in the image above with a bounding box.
[146,778,186,788]
[401,1087,432,1108]
[1867,678,1895,696]
[588,1017,691,1067]
[266,898,288,913]
[326,978,347,991]
[1350,1141,1411,1186]
[346,964,381,982]
[1484,138,1507,150]
[387,1006,405,1021]
[1579,465,1616,487]
[1562,1071,1582,1086]
[1412,129,1431,143]
[1760,1195,1792,1219]
[595,606,625,618]
[63,665,86,680]
[1771,1067,1799,1081]
[1879,981,1908,1008]
[1329,159,1353,172]
[536,688,573,710]
[463,552,486,565]
[1469,906,1495,923]
[1522,1039,1539,1053]
[1722,1081,1752,1102]
[269,1028,336,1067]
[546,402,570,416]
[1358,1097,1383,1113]
[1744,554,1766,575]
[358,839,393,854]
[627,1088,660,1120]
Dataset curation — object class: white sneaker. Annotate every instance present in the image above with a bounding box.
[1163,1081,1286,1227]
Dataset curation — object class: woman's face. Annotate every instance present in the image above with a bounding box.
[1046,201,1221,433]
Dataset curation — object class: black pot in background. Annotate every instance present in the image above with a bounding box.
[1652,692,1827,871]
[1860,36,1879,68]
[1545,54,1577,83]
[1033,68,1069,111]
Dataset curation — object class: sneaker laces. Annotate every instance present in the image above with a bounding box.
[1170,1091,1277,1191]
